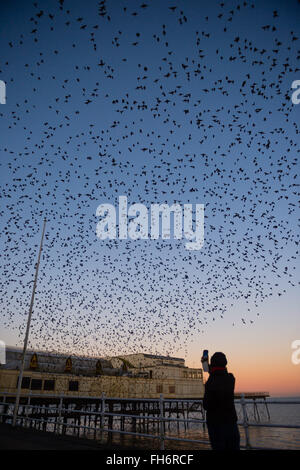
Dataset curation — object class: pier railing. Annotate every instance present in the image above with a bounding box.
[0,392,299,450]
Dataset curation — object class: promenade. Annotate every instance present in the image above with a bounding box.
[0,423,132,450]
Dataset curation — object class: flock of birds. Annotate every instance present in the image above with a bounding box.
[0,0,299,359]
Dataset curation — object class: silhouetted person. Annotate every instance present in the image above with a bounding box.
[203,352,240,450]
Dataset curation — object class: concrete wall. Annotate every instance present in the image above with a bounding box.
[0,369,204,399]
[139,365,203,380]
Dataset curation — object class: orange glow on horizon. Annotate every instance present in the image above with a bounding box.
[189,355,300,397]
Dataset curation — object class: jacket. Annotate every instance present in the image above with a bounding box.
[203,369,238,424]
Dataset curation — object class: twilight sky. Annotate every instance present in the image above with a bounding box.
[0,0,299,395]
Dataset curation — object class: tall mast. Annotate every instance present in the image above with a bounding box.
[12,218,47,426]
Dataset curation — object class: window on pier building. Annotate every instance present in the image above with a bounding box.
[65,357,72,373]
[69,380,79,391]
[31,379,43,390]
[19,376,31,389]
[96,360,103,375]
[44,380,55,391]
[30,353,38,370]
[169,386,175,394]
[156,384,163,393]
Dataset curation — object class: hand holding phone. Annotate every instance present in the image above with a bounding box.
[201,349,209,372]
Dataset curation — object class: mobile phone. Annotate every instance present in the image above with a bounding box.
[202,349,209,372]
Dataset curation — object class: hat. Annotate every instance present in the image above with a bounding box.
[210,352,227,367]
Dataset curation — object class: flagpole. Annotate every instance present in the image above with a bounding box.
[12,218,47,426]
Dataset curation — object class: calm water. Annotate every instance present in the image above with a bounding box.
[91,397,300,450]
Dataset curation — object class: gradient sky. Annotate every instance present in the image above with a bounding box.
[0,0,299,396]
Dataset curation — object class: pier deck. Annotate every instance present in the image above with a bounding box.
[0,423,132,450]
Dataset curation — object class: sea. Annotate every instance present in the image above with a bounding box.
[92,397,300,450]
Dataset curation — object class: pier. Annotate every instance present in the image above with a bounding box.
[0,391,280,450]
